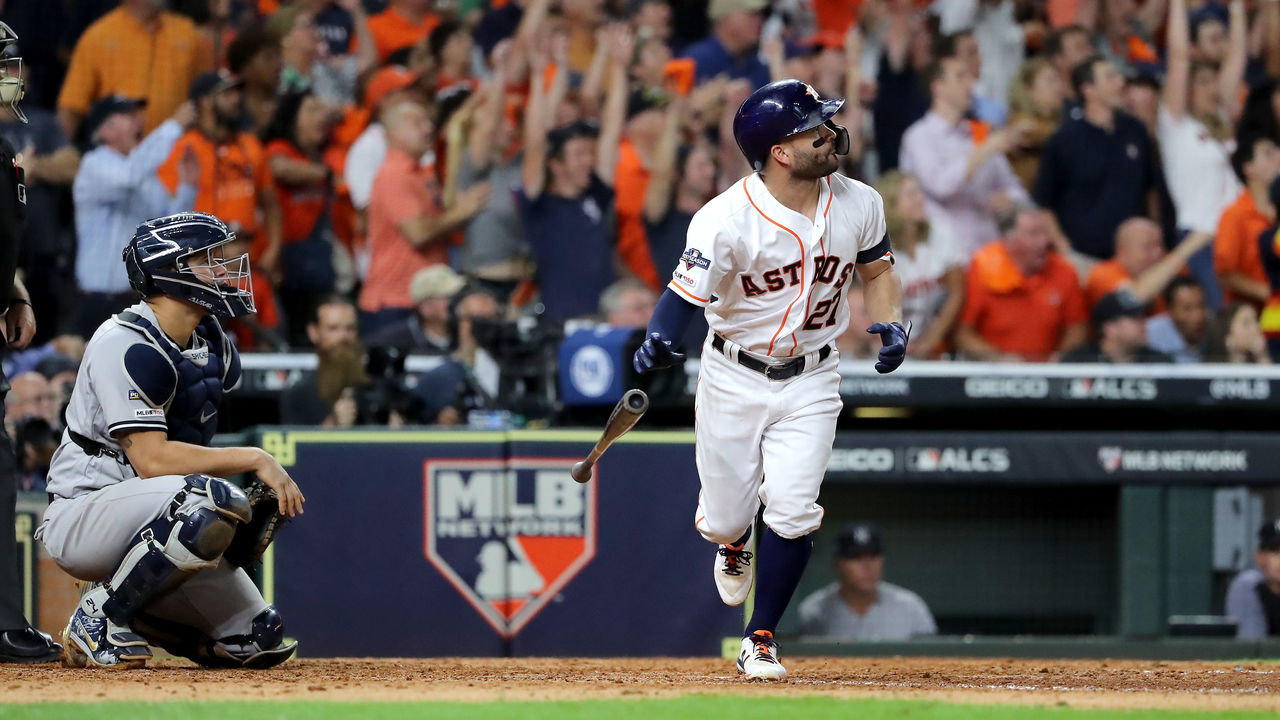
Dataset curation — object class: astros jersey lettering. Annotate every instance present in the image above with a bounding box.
[668,172,891,358]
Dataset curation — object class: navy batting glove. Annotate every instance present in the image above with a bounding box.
[866,321,911,374]
[633,332,686,374]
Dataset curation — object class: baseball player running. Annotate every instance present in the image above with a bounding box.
[634,79,907,680]
[36,212,305,669]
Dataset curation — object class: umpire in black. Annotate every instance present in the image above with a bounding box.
[0,21,60,663]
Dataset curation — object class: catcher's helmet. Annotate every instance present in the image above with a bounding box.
[733,79,849,172]
[0,22,25,124]
[123,212,256,319]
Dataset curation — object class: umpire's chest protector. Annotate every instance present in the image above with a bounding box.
[117,311,241,446]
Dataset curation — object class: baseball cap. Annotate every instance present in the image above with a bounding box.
[364,65,418,111]
[189,69,243,102]
[84,94,146,142]
[835,523,883,558]
[1260,518,1280,551]
[409,265,467,305]
[1092,289,1146,327]
[708,0,768,22]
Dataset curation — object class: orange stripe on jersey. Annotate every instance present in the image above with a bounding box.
[669,280,710,304]
[822,176,834,218]
[743,178,806,356]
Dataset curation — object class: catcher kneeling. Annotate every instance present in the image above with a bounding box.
[36,212,305,669]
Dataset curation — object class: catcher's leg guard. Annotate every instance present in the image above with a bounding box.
[101,474,251,624]
[133,605,296,669]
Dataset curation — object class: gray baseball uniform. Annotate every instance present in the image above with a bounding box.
[36,301,267,640]
[796,581,937,640]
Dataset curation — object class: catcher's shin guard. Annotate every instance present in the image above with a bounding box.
[102,474,251,624]
[133,605,296,669]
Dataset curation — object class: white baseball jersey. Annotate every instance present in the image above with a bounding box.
[669,172,890,358]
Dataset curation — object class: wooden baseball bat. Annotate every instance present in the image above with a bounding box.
[570,389,650,483]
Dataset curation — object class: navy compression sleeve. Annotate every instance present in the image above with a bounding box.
[646,288,701,349]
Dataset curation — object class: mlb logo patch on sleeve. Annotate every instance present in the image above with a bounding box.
[681,248,711,271]
[135,408,164,419]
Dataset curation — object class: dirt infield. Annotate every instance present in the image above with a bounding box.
[3,657,1279,710]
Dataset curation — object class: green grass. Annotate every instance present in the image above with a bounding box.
[0,698,1275,720]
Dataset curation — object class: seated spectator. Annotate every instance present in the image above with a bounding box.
[1146,277,1209,363]
[367,264,465,353]
[264,90,342,346]
[1204,302,1272,364]
[411,288,502,425]
[1084,218,1211,313]
[875,171,966,359]
[72,96,198,338]
[358,101,488,336]
[1218,136,1280,308]
[1226,518,1280,639]
[279,295,365,425]
[1061,290,1173,363]
[519,33,628,321]
[1034,56,1163,261]
[4,372,58,439]
[796,523,937,641]
[157,70,284,285]
[680,0,769,91]
[367,0,440,64]
[1006,57,1066,191]
[56,0,211,138]
[954,205,1088,361]
[599,279,657,329]
[900,53,1028,255]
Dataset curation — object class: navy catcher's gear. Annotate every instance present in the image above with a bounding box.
[100,475,251,626]
[867,321,910,374]
[733,79,849,172]
[117,310,240,446]
[132,605,297,669]
[123,212,256,319]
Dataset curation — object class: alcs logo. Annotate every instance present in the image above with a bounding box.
[424,459,596,638]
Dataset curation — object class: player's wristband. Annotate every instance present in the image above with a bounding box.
[8,298,31,310]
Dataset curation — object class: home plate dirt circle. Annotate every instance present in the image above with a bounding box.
[3,657,1279,710]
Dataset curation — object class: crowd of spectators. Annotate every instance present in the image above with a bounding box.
[7,0,1280,443]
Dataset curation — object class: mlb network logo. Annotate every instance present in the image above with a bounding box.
[423,459,597,638]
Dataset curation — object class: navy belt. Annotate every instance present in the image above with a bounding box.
[712,333,831,381]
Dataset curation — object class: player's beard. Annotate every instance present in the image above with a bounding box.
[791,148,840,180]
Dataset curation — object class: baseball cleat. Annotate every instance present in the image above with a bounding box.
[737,630,786,680]
[61,607,151,670]
[713,541,754,606]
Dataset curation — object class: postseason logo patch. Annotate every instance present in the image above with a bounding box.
[424,459,596,638]
[128,389,141,401]
[681,248,710,271]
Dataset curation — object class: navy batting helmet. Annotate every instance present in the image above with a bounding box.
[123,212,256,319]
[733,79,849,172]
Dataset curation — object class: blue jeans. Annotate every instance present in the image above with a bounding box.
[359,308,413,339]
[1183,229,1223,311]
